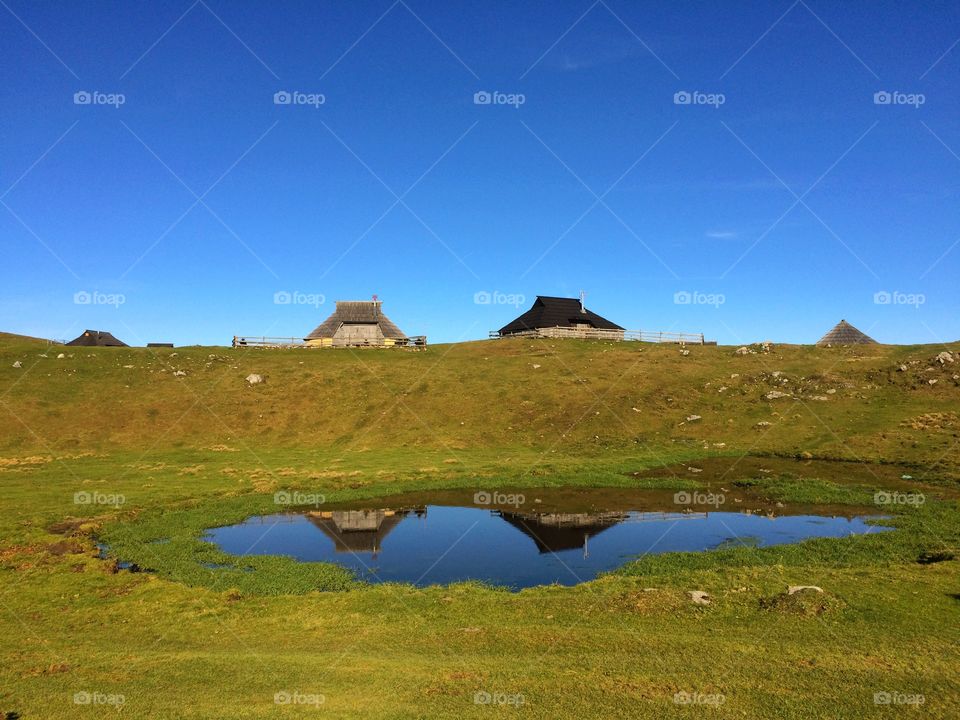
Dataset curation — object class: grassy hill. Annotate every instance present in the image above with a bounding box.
[1,334,959,719]
[2,334,958,464]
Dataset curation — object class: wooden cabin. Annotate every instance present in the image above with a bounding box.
[304,299,415,347]
[497,296,625,340]
[65,329,128,347]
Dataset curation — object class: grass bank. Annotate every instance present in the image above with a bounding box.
[0,334,958,718]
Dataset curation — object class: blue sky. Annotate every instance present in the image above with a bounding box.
[1,0,958,346]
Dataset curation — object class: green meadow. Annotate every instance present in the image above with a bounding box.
[1,332,958,718]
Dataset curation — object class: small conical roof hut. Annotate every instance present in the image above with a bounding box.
[816,320,877,346]
[65,329,128,347]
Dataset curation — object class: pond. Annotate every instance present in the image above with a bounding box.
[204,486,891,589]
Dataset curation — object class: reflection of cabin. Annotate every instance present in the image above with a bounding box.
[305,299,418,347]
[307,508,423,556]
[498,511,628,554]
[496,296,625,340]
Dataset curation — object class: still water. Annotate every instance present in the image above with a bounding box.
[205,488,889,588]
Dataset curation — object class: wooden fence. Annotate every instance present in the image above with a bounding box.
[232,335,427,349]
[489,327,707,344]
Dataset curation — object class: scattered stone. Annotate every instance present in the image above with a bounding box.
[12,361,22,368]
[679,349,690,356]
[800,451,813,459]
[826,389,836,394]
[735,346,752,355]
[687,466,703,473]
[765,390,790,400]
[730,373,739,378]
[935,351,954,365]
[788,585,823,595]
[928,379,938,385]
[898,364,908,372]
[245,374,264,385]
[686,415,702,422]
[173,370,187,377]
[756,421,772,427]
[809,395,829,401]
[57,353,65,359]
[688,590,711,606]
[631,407,641,413]
[532,364,541,369]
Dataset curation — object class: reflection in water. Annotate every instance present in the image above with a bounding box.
[498,511,629,556]
[306,508,424,558]
[205,496,889,589]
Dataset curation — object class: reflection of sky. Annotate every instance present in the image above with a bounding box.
[206,508,888,589]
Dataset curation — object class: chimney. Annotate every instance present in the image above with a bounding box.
[579,290,586,313]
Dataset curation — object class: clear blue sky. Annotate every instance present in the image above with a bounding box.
[2,0,958,346]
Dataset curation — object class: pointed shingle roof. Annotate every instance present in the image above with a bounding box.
[816,320,877,346]
[305,301,407,340]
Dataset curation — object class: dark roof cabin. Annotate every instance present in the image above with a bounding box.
[498,511,628,554]
[816,320,878,346]
[498,296,625,339]
[65,330,128,347]
[305,299,413,347]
